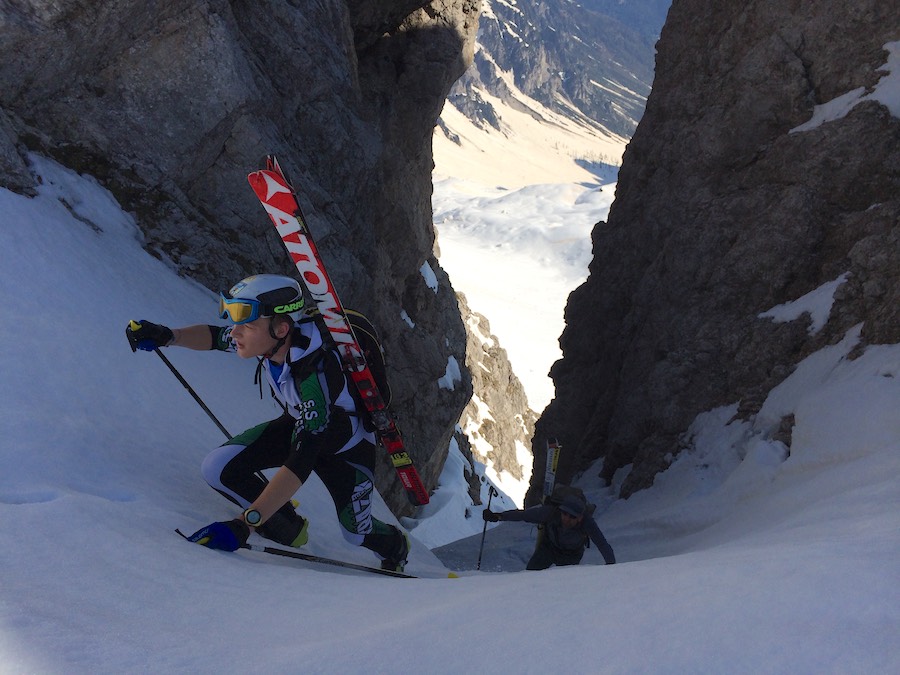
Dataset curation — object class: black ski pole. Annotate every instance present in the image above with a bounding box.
[153,348,232,439]
[476,485,498,571]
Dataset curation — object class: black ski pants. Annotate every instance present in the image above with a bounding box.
[200,413,403,560]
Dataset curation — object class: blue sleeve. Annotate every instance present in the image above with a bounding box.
[585,517,616,564]
[500,505,554,524]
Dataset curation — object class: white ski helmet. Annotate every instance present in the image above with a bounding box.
[219,274,305,324]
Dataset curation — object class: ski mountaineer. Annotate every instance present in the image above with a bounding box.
[483,492,615,570]
[126,274,410,572]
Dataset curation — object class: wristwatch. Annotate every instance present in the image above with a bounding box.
[242,508,262,527]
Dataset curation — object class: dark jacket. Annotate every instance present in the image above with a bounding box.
[211,320,373,481]
[499,504,616,564]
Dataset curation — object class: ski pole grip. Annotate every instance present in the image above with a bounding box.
[127,320,141,352]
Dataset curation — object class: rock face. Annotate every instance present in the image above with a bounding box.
[532,0,900,502]
[0,0,479,514]
[456,292,535,484]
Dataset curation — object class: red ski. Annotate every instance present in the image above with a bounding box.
[248,156,430,506]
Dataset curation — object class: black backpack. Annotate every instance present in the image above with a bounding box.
[344,309,392,408]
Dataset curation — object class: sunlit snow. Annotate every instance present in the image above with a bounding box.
[0,66,898,672]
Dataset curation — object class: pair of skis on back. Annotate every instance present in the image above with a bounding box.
[542,438,562,500]
[248,155,429,508]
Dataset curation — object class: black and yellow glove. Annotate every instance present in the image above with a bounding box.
[126,320,174,352]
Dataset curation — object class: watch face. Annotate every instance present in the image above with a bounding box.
[244,509,262,526]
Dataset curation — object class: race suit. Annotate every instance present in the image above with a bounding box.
[199,319,404,560]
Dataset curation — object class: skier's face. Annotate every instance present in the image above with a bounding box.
[560,511,582,529]
[230,318,279,359]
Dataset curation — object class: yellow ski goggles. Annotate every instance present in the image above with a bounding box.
[218,294,305,324]
[218,294,262,325]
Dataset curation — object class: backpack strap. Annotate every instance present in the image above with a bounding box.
[287,344,326,384]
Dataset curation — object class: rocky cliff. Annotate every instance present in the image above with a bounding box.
[456,292,535,485]
[0,0,480,514]
[532,0,900,502]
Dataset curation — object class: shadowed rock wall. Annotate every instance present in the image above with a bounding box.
[532,0,900,501]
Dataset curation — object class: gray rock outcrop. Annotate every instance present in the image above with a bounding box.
[0,0,479,514]
[532,0,900,502]
[457,292,535,484]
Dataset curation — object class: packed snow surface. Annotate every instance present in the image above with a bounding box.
[1,150,897,673]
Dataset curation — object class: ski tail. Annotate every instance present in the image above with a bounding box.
[542,438,561,503]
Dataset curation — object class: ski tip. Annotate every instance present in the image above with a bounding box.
[447,572,459,579]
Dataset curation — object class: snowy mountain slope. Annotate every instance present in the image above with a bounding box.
[432,0,667,502]
[458,0,669,138]
[0,141,897,675]
[430,2,636,497]
[433,176,617,412]
[434,0,669,189]
[435,66,627,189]
[432,0,649,425]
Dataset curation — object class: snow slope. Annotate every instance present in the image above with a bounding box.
[433,176,616,413]
[1,149,897,673]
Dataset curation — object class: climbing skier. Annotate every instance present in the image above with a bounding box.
[483,489,615,570]
[127,274,409,571]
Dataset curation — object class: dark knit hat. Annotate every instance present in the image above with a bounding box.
[559,494,586,517]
